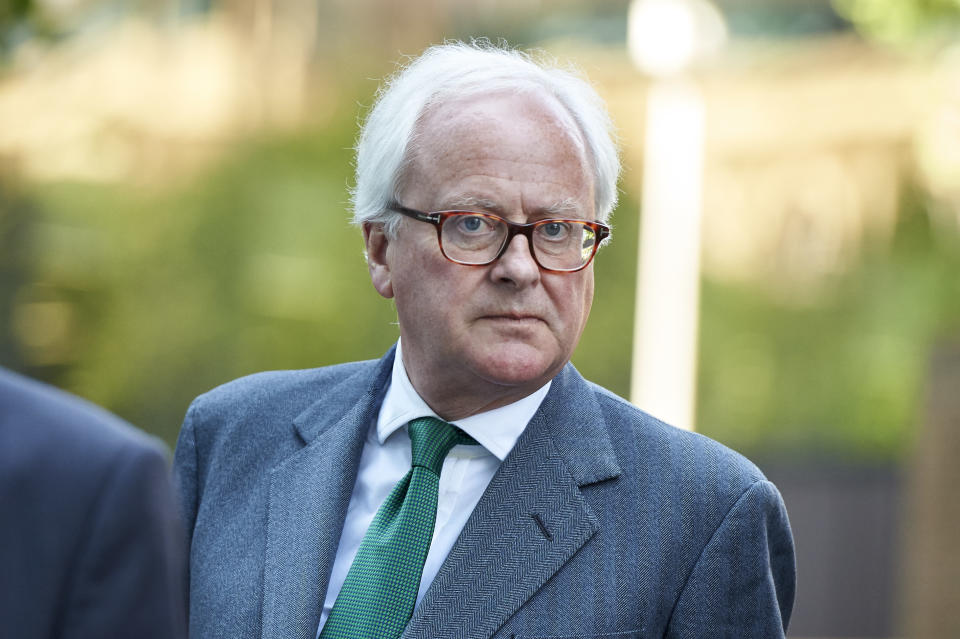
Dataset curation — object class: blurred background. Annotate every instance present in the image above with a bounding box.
[1,0,958,636]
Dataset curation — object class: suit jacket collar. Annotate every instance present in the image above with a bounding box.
[291,348,395,445]
[532,363,622,486]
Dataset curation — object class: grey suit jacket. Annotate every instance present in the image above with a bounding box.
[174,347,795,638]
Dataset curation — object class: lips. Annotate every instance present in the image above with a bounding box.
[481,312,544,323]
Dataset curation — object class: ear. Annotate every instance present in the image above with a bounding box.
[363,222,394,299]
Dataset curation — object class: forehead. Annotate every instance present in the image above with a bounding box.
[402,91,595,217]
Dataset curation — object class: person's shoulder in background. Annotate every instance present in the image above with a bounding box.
[0,367,187,639]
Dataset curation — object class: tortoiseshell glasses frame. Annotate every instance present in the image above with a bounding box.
[389,204,610,273]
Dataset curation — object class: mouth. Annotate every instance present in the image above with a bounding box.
[480,313,545,324]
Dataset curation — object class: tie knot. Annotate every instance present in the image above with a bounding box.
[408,417,475,475]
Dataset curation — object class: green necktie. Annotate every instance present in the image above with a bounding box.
[319,417,475,639]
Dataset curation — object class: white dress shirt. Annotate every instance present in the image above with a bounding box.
[316,340,551,635]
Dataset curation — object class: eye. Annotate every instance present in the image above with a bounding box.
[539,221,571,240]
[455,215,494,234]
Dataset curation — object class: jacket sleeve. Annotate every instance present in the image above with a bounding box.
[60,440,188,639]
[666,480,796,638]
[172,400,201,549]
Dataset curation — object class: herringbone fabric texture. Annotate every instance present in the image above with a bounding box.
[318,417,474,639]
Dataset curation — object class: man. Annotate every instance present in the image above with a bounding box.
[0,367,186,639]
[175,42,795,639]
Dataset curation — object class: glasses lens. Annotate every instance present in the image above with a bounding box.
[440,213,508,264]
[533,221,597,271]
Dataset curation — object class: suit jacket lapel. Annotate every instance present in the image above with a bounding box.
[260,351,394,639]
[403,364,622,639]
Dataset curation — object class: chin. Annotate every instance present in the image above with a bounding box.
[471,345,562,388]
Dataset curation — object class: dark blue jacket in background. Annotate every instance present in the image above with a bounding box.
[0,367,187,639]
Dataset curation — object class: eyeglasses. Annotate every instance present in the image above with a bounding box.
[389,205,610,273]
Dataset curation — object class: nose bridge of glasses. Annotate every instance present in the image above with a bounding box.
[491,228,543,281]
[497,224,535,261]
[499,219,537,257]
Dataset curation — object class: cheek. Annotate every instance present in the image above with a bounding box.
[386,234,439,296]
[581,275,595,323]
[552,272,595,333]
[390,250,470,328]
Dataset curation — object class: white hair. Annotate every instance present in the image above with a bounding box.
[351,40,621,236]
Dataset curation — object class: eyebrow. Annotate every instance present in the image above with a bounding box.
[543,197,581,216]
[445,194,502,212]
[443,194,584,218]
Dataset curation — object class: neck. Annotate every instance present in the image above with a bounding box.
[415,383,540,422]
[399,351,553,422]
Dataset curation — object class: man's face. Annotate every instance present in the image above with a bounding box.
[364,91,597,418]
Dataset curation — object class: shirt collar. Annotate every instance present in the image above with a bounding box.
[376,339,551,461]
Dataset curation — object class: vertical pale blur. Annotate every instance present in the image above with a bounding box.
[627,0,726,430]
[630,81,705,431]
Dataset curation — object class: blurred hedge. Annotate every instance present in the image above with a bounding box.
[698,188,960,461]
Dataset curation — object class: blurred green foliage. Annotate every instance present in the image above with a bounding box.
[0,0,58,60]
[698,188,960,461]
[0,175,33,365]
[0,0,32,56]
[833,0,960,45]
[3,115,404,446]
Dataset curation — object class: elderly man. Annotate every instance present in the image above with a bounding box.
[174,42,795,639]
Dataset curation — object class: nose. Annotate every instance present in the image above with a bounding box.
[489,234,541,288]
